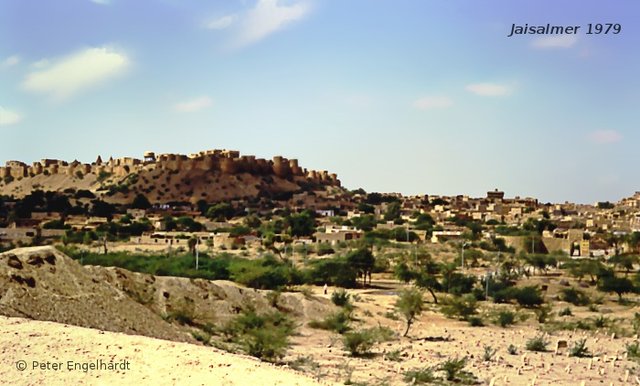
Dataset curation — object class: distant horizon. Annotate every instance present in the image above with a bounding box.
[2,1,639,205]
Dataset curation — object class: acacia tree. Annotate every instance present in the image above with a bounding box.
[347,248,375,286]
[395,287,425,337]
[598,275,635,301]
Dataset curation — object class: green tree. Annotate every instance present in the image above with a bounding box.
[395,287,425,337]
[598,275,635,301]
[346,248,375,286]
[131,193,151,209]
[384,201,401,222]
[286,210,316,237]
[206,202,234,221]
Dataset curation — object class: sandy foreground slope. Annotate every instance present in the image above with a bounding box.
[0,316,329,386]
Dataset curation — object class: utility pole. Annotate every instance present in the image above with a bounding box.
[461,242,468,269]
[485,271,491,299]
[195,238,199,271]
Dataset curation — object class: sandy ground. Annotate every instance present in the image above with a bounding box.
[0,316,328,386]
[285,283,640,386]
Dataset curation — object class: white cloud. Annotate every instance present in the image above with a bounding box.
[173,96,213,113]
[31,59,50,69]
[465,83,511,97]
[205,15,237,30]
[588,129,622,144]
[0,107,22,126]
[2,55,20,68]
[412,96,453,110]
[532,35,578,49]
[90,0,111,5]
[233,0,310,47]
[22,47,129,100]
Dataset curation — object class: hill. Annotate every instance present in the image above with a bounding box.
[0,149,344,206]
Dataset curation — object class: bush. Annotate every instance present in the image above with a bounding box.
[342,329,376,357]
[440,294,478,321]
[308,311,351,334]
[385,349,403,362]
[559,307,573,316]
[494,285,544,308]
[483,346,497,361]
[331,289,351,307]
[495,310,516,328]
[368,325,396,343]
[403,367,436,384]
[626,341,640,360]
[442,272,476,295]
[593,315,610,328]
[507,344,518,355]
[191,330,211,344]
[569,339,590,357]
[512,285,544,308]
[561,287,590,306]
[438,356,475,383]
[316,243,335,256]
[225,309,295,362]
[526,334,549,352]
[535,304,553,323]
[468,316,484,327]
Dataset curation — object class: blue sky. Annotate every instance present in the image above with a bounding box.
[1,0,639,204]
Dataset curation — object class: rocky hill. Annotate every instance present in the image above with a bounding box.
[0,149,344,205]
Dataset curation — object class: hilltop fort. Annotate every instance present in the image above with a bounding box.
[0,149,340,185]
[0,149,342,205]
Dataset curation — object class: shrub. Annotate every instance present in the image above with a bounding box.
[437,356,475,383]
[395,287,425,337]
[403,367,436,384]
[526,334,549,352]
[331,289,351,307]
[496,310,516,328]
[626,341,640,360]
[342,329,376,357]
[512,285,544,308]
[440,294,478,321]
[225,309,295,362]
[308,311,351,334]
[316,243,335,256]
[593,315,610,328]
[569,339,590,357]
[507,344,518,355]
[561,287,590,306]
[385,349,403,362]
[442,272,476,295]
[368,325,396,342]
[191,330,211,344]
[483,345,497,361]
[559,307,573,316]
[535,304,553,324]
[266,290,281,308]
[468,316,484,327]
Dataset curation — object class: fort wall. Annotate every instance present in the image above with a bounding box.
[2,149,340,187]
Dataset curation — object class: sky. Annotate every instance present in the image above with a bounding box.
[1,0,639,204]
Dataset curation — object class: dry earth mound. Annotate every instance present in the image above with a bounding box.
[0,246,189,342]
